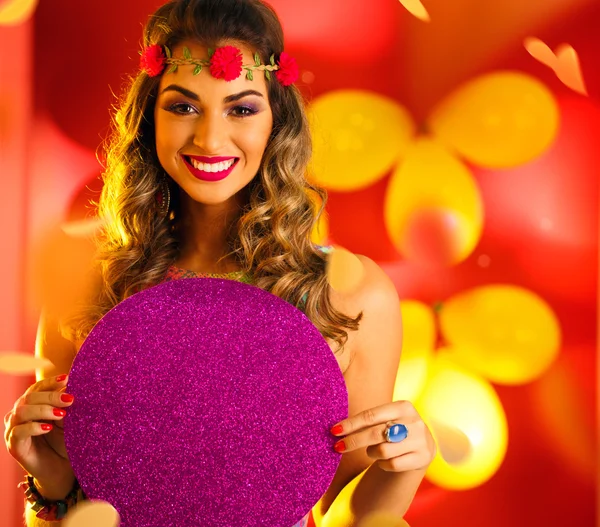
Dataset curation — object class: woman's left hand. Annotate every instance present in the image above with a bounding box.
[329,400,437,472]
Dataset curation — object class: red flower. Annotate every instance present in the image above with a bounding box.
[275,52,299,87]
[209,46,244,82]
[140,44,166,77]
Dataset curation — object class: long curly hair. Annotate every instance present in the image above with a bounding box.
[62,0,363,368]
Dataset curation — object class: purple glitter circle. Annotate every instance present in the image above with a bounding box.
[64,278,347,527]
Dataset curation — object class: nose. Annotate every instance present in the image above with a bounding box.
[192,109,228,153]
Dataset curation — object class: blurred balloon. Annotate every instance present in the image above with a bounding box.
[399,0,430,22]
[384,138,483,266]
[428,72,560,168]
[417,353,508,490]
[530,349,595,481]
[0,0,39,25]
[472,96,599,303]
[311,212,329,247]
[313,468,370,527]
[398,0,593,118]
[429,419,473,465]
[524,38,587,96]
[400,208,473,267]
[326,246,365,294]
[0,352,53,375]
[393,301,435,402]
[307,188,330,247]
[358,511,410,527]
[439,285,561,385]
[63,500,120,527]
[308,90,415,191]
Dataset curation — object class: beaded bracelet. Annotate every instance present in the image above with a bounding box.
[18,475,86,521]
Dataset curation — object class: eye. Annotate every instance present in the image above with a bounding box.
[231,105,258,118]
[166,102,196,115]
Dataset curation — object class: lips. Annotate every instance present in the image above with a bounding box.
[181,155,239,182]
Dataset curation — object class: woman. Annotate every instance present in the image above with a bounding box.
[4,0,436,525]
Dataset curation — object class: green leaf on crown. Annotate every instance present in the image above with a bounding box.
[270,54,275,66]
[254,52,261,66]
[208,48,215,59]
[164,46,172,59]
[265,70,271,81]
[193,64,202,76]
[183,47,192,59]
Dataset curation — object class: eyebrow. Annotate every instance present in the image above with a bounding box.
[160,84,264,103]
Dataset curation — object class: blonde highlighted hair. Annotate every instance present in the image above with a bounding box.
[61,0,362,370]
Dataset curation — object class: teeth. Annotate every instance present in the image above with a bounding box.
[190,158,236,172]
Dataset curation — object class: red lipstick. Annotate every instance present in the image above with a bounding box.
[182,155,239,182]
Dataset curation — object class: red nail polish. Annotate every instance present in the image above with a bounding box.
[60,393,74,403]
[334,441,346,453]
[331,424,344,435]
[53,408,66,417]
[56,374,68,382]
[41,423,53,431]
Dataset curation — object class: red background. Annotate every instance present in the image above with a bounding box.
[0,0,597,525]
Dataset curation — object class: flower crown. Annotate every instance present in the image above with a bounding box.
[139,44,299,86]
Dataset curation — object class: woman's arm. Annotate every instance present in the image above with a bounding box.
[316,255,431,525]
[22,310,79,526]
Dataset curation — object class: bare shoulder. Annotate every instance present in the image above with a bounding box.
[324,254,401,365]
[346,254,402,353]
[341,253,403,395]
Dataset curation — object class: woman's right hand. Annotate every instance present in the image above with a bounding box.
[3,374,76,497]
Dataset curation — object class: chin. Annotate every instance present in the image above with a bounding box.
[184,182,254,207]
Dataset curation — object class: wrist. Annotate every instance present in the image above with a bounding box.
[19,474,85,522]
[32,473,76,501]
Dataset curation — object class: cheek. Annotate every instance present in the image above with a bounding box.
[241,120,272,160]
[154,113,189,157]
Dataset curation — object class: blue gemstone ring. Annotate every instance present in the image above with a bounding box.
[385,423,408,443]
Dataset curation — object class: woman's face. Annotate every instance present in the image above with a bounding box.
[154,40,274,206]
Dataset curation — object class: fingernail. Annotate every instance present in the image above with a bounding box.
[334,440,346,453]
[41,423,53,431]
[60,393,74,403]
[56,374,68,382]
[330,424,344,435]
[53,408,67,417]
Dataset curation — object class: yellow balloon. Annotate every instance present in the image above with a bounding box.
[428,71,559,168]
[438,285,561,385]
[393,301,436,401]
[327,246,365,293]
[384,137,483,265]
[358,512,410,527]
[0,0,39,25]
[312,468,370,527]
[307,90,415,191]
[417,353,508,490]
[307,188,330,246]
[63,500,120,527]
[311,211,329,246]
